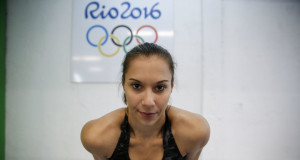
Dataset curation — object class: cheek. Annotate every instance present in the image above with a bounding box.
[156,93,172,105]
[125,91,140,106]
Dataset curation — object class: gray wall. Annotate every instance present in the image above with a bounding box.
[202,0,300,160]
[6,0,300,160]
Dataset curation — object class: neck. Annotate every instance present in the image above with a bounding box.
[128,112,166,140]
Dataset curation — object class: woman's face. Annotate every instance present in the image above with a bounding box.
[123,55,173,126]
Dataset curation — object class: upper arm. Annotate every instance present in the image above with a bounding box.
[191,114,210,148]
[80,120,109,158]
[168,107,210,156]
[81,109,125,159]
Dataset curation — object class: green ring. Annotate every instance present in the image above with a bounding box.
[123,35,145,53]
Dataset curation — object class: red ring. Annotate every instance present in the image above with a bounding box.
[136,25,158,44]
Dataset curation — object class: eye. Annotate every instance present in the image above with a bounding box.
[132,83,142,90]
[155,85,166,92]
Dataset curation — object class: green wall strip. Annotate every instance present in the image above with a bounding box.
[0,0,6,159]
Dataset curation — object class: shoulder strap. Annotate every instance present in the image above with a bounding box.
[163,112,186,160]
[108,114,131,160]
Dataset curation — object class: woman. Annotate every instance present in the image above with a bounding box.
[81,43,210,160]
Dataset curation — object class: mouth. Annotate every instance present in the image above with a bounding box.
[139,111,157,118]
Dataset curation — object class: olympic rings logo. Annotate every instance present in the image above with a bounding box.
[86,25,158,57]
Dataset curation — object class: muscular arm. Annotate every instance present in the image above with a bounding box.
[81,108,126,160]
[167,106,210,159]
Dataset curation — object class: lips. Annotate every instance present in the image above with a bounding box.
[139,111,156,118]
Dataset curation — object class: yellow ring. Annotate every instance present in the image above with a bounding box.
[98,35,120,57]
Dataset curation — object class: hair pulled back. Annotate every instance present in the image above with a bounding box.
[121,43,175,104]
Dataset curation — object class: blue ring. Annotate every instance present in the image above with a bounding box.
[86,25,108,47]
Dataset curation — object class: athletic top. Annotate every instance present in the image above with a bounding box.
[108,112,186,160]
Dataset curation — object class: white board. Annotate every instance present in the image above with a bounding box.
[72,0,174,82]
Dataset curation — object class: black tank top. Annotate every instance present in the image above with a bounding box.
[108,112,186,160]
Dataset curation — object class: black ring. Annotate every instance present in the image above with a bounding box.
[111,25,133,47]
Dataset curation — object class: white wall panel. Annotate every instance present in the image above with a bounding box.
[202,0,300,160]
[6,0,203,159]
[7,0,300,159]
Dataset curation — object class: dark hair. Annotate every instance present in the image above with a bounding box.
[121,43,175,104]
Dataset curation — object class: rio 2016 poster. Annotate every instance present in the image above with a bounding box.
[72,0,174,83]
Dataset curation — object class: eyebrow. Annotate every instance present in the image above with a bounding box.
[128,78,169,84]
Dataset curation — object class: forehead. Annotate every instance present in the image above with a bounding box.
[125,55,172,81]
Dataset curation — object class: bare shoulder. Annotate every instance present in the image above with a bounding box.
[81,108,126,159]
[167,106,210,155]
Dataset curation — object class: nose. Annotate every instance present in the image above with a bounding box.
[142,89,155,107]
